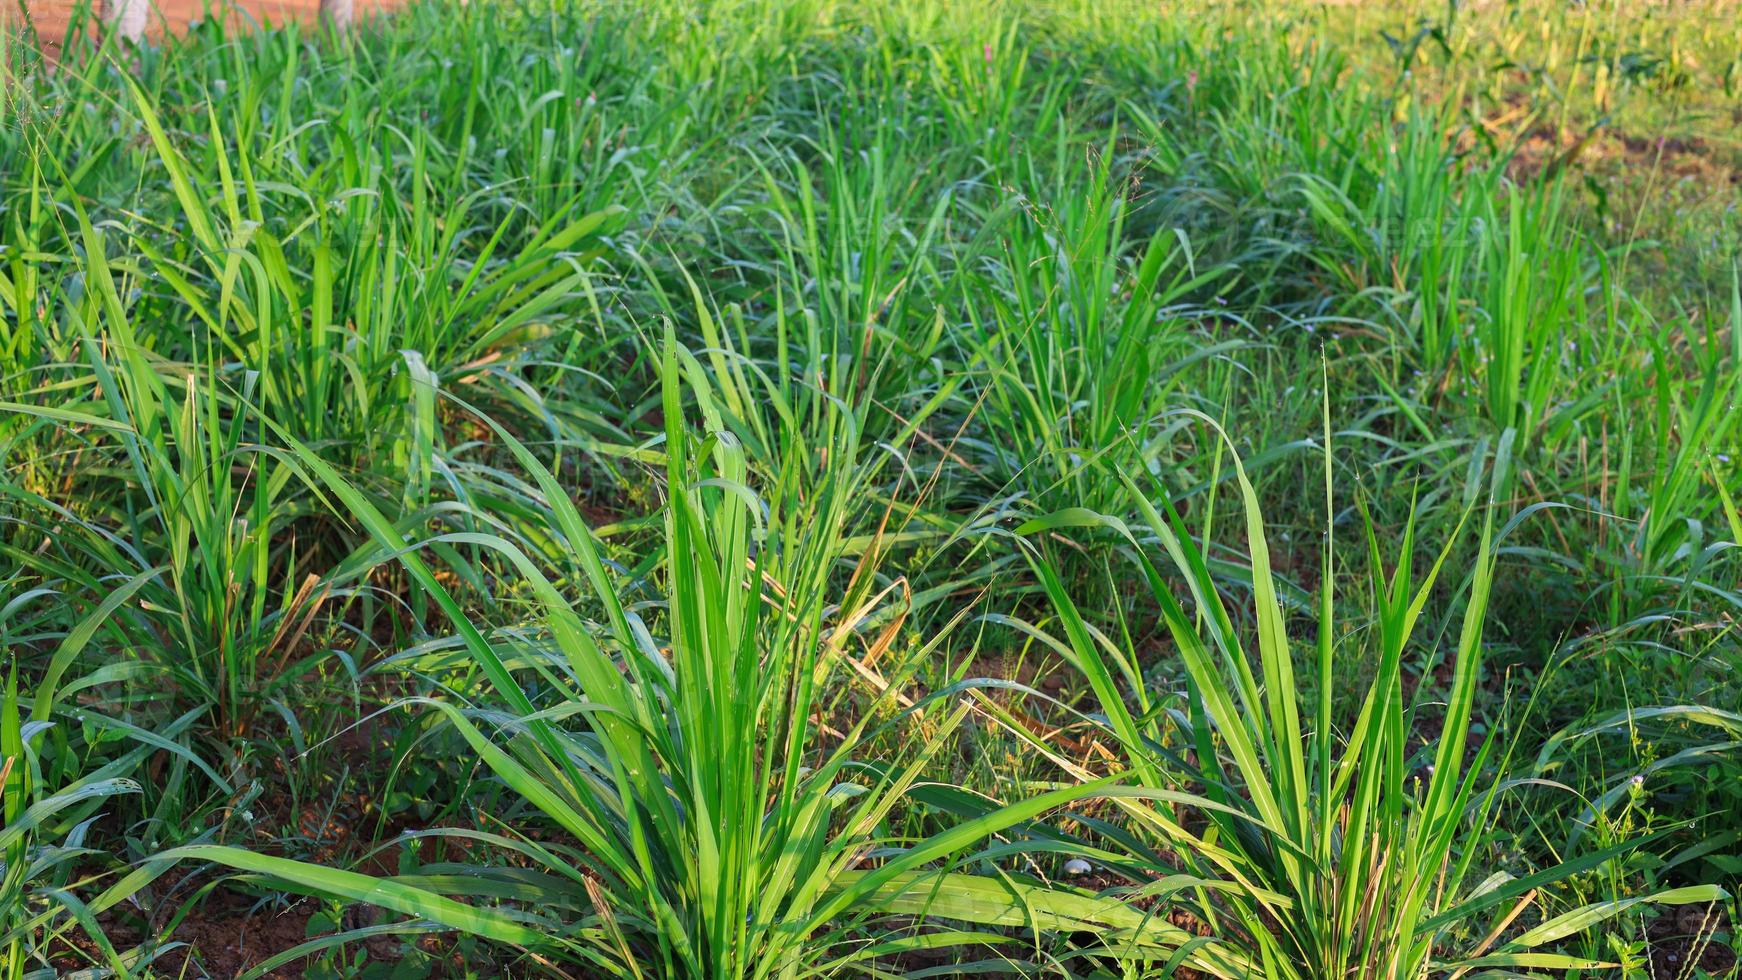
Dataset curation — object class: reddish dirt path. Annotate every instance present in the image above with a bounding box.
[7,0,401,60]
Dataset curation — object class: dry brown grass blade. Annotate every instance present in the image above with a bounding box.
[1446,888,1538,980]
[262,572,332,677]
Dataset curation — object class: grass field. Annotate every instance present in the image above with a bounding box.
[2,0,1739,975]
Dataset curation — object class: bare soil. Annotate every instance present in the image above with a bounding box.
[6,0,402,60]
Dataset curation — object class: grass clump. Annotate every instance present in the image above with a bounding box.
[1,0,1737,975]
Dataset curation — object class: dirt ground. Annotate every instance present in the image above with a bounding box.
[6,0,401,59]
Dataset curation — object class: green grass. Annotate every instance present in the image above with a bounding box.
[1,0,1738,975]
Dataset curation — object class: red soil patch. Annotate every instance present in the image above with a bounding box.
[6,0,401,60]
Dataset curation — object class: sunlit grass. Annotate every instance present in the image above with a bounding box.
[0,0,1736,974]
